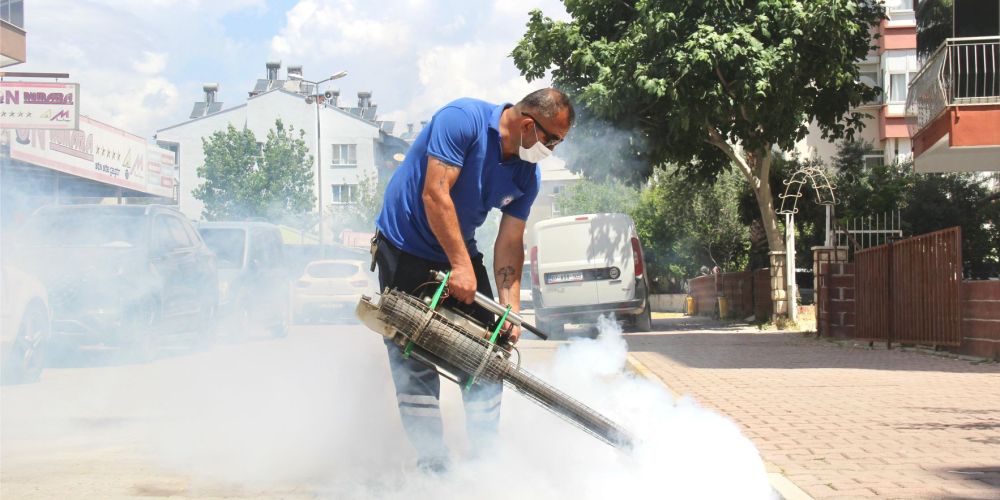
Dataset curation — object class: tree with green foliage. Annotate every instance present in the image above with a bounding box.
[554,178,640,215]
[329,173,388,233]
[831,141,1000,278]
[514,0,885,314]
[194,120,315,221]
[634,166,750,291]
[916,0,952,58]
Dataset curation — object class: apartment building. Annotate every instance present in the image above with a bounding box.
[907,0,1000,173]
[155,62,408,227]
[0,0,25,67]
[796,0,920,167]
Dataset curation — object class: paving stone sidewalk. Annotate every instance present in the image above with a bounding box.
[626,317,1000,500]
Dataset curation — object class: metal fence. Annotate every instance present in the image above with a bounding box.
[834,212,903,253]
[908,36,1000,136]
[855,227,963,346]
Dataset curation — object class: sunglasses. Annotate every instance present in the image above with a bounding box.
[521,112,564,148]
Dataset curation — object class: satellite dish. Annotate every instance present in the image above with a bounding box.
[392,153,406,162]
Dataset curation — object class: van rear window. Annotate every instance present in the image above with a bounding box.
[538,222,629,264]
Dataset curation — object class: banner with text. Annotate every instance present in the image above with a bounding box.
[4,115,176,198]
[0,81,80,130]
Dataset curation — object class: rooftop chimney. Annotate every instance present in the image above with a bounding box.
[287,64,303,79]
[266,61,281,81]
[203,83,219,105]
[358,91,372,108]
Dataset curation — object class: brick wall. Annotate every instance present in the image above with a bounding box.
[689,270,773,320]
[689,275,717,316]
[753,268,772,321]
[960,281,1000,360]
[818,262,856,338]
[718,271,754,319]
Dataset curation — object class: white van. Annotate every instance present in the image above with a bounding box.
[529,213,652,334]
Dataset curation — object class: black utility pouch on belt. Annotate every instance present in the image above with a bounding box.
[369,231,380,272]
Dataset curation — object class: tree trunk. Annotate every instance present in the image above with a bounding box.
[748,150,788,319]
[705,132,788,319]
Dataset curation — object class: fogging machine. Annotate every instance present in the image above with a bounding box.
[356,270,634,450]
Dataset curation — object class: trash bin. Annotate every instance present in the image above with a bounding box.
[718,296,729,319]
[686,295,695,316]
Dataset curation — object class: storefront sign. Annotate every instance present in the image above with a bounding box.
[5,115,176,198]
[0,81,80,130]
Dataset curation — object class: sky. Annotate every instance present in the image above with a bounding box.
[15,0,570,140]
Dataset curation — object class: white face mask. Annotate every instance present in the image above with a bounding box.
[518,123,553,163]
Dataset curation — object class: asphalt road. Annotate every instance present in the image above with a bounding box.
[1,314,777,499]
[0,320,602,499]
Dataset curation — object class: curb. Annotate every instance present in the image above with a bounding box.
[624,353,814,500]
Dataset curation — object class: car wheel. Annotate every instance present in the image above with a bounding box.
[634,303,653,332]
[194,304,217,350]
[1,302,49,385]
[537,317,564,339]
[123,299,158,362]
[270,310,288,339]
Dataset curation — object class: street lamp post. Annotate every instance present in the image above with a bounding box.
[289,70,348,257]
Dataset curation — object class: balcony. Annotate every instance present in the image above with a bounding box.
[0,19,25,67]
[907,36,1000,173]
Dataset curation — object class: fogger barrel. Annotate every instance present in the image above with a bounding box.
[356,289,634,450]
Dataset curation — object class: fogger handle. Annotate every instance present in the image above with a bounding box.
[431,270,548,341]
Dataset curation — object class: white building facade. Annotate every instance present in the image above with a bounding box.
[155,63,405,225]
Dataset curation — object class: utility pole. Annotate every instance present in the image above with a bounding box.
[288,70,348,257]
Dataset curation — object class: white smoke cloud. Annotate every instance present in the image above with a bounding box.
[130,316,773,499]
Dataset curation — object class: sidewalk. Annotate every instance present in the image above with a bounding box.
[626,316,1000,500]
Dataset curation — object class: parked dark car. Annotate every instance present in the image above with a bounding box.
[197,221,289,338]
[12,204,218,356]
[1,266,51,384]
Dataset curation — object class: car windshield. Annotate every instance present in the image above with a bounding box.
[198,228,246,269]
[21,213,144,247]
[306,262,359,279]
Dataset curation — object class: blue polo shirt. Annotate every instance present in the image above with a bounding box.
[376,98,541,263]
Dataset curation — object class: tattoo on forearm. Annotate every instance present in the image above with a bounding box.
[497,265,516,290]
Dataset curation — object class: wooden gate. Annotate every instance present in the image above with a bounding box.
[855,227,963,346]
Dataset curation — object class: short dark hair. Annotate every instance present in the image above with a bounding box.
[517,88,575,126]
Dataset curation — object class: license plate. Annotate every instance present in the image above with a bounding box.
[546,271,584,284]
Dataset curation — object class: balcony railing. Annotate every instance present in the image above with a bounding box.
[907,36,1000,136]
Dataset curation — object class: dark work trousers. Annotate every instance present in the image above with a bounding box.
[375,237,503,463]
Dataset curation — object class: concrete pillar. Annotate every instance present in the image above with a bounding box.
[812,246,850,337]
[811,246,849,292]
[769,251,788,317]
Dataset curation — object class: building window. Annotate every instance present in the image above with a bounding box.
[859,70,881,104]
[331,144,357,168]
[331,184,358,204]
[0,0,24,28]
[889,73,908,103]
[551,202,562,217]
[864,151,886,168]
[551,185,563,195]
[888,0,913,11]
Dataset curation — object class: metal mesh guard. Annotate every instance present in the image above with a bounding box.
[376,289,634,449]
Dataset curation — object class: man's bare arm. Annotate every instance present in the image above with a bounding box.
[422,156,476,303]
[494,214,526,340]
